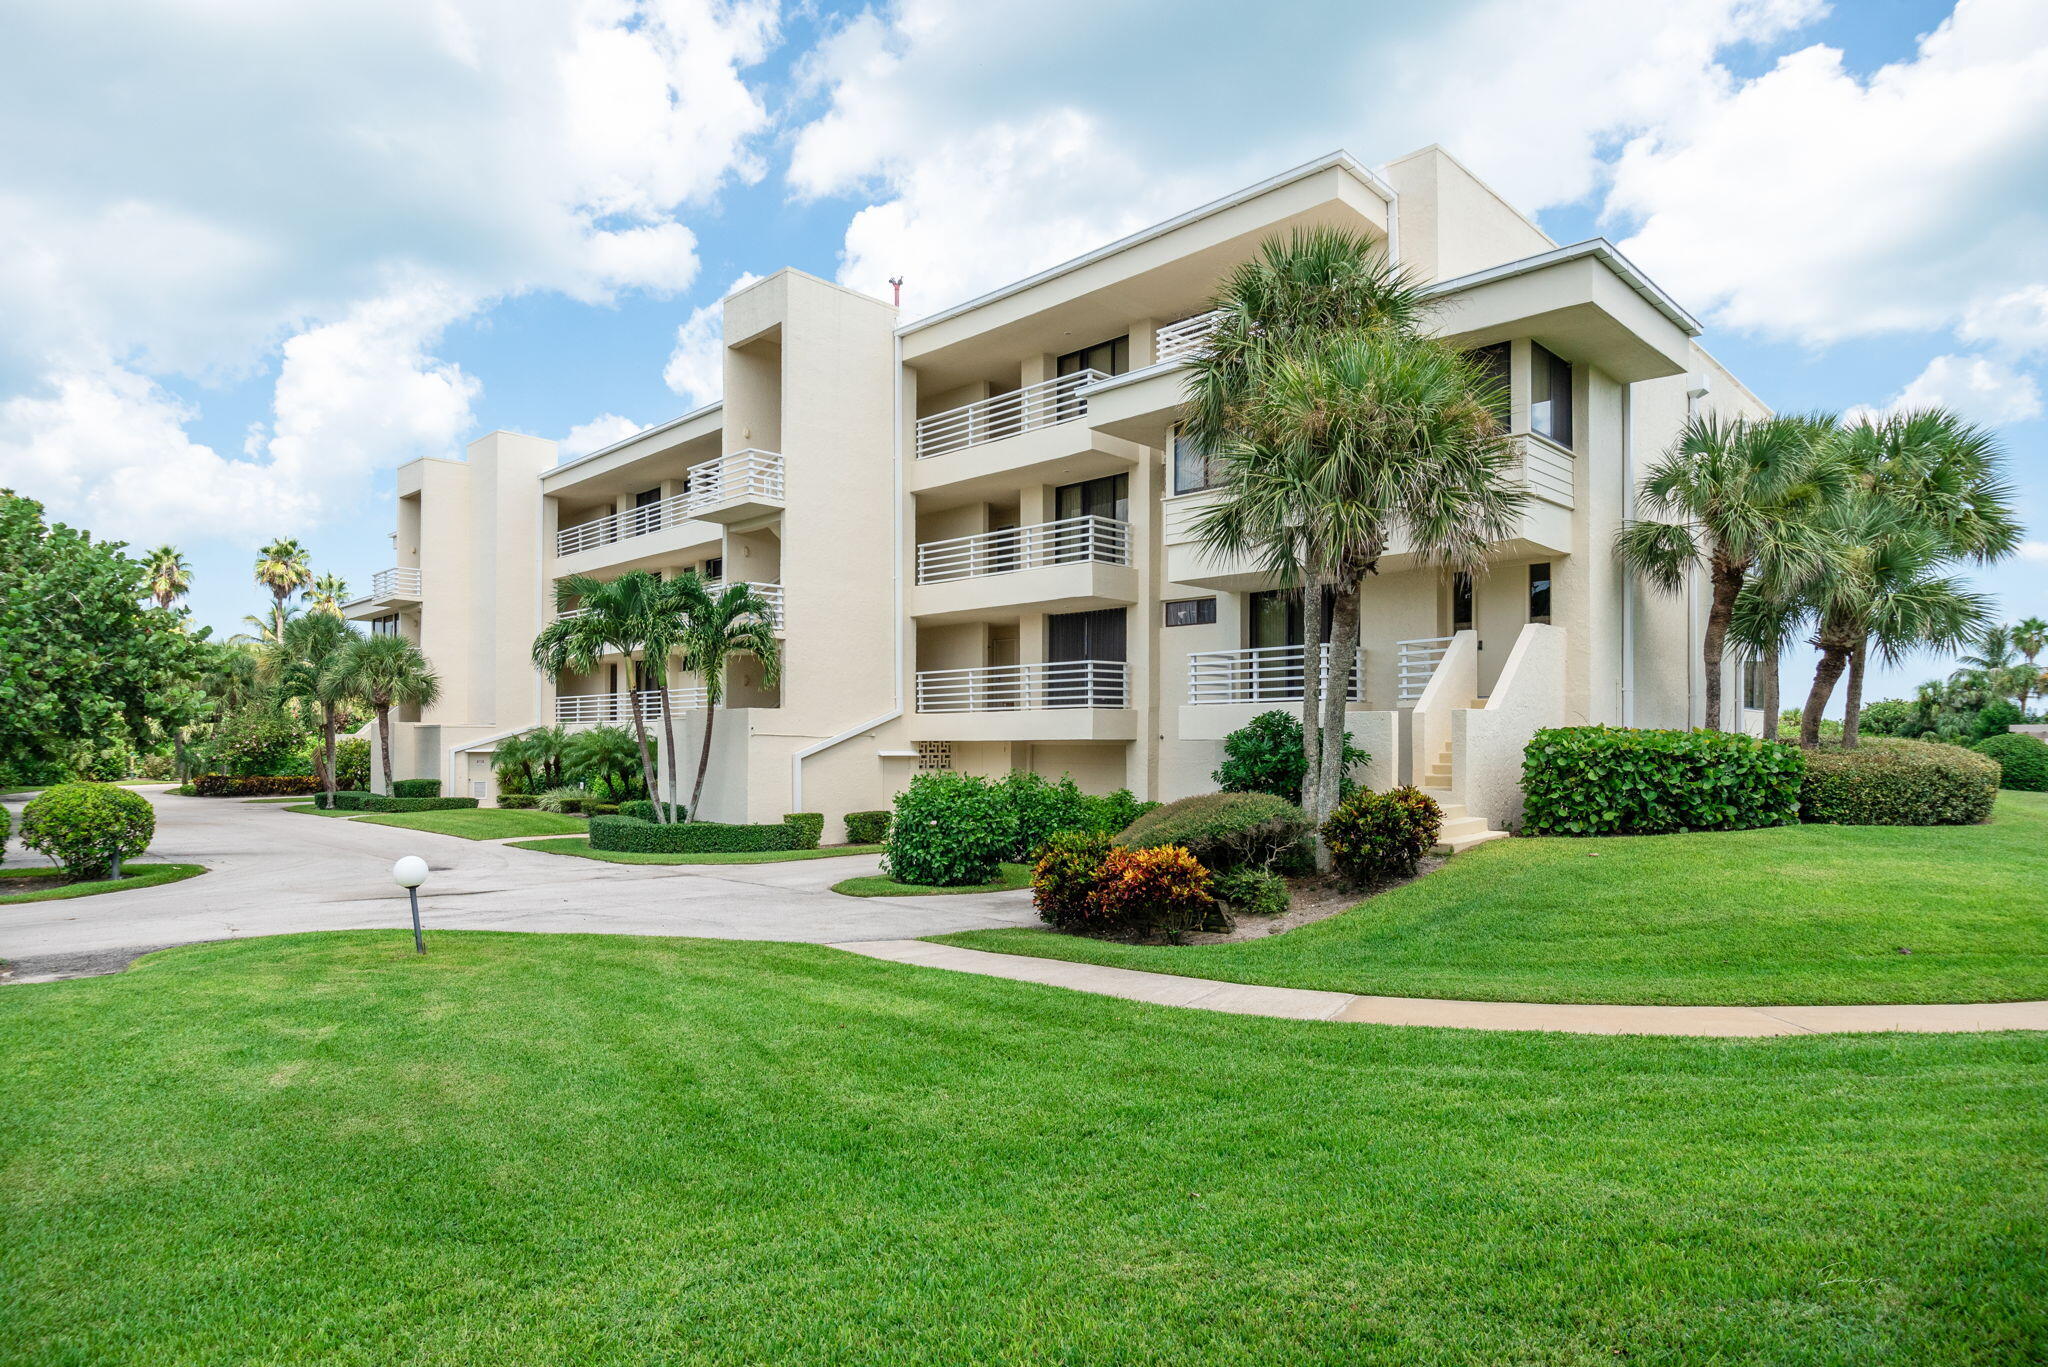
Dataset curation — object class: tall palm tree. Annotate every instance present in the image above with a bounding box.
[306,572,351,616]
[143,545,191,611]
[532,571,668,817]
[322,635,441,795]
[254,538,314,640]
[272,613,363,802]
[525,724,570,790]
[2013,617,2048,716]
[1728,583,1807,742]
[1183,227,1431,819]
[667,576,781,818]
[1615,413,1841,732]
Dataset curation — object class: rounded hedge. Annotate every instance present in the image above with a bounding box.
[883,772,1019,887]
[19,782,155,878]
[1116,792,1309,871]
[1322,787,1443,886]
[588,815,800,854]
[1522,726,1805,836]
[1799,738,1999,826]
[843,810,891,845]
[1970,732,2048,792]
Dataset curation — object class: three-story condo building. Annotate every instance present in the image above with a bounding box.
[343,145,1768,846]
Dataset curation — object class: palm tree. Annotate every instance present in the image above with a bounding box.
[143,545,191,611]
[1615,414,1841,732]
[565,726,645,800]
[1728,583,1807,742]
[525,724,570,790]
[2014,617,2047,669]
[272,613,363,802]
[254,537,314,640]
[532,572,668,817]
[236,602,301,645]
[322,635,441,795]
[306,572,351,616]
[1183,227,1432,822]
[667,576,781,818]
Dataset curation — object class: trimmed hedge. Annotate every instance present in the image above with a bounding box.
[588,815,801,854]
[193,774,322,798]
[356,796,481,813]
[784,813,824,850]
[883,772,1018,887]
[317,790,375,810]
[497,795,539,809]
[1116,792,1310,871]
[1323,787,1444,885]
[392,779,442,798]
[1973,732,2048,792]
[1521,727,1805,836]
[20,783,155,879]
[1801,738,1999,826]
[844,810,891,845]
[618,800,687,823]
[0,801,10,865]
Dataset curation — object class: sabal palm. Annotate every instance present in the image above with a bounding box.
[322,634,441,795]
[306,572,351,616]
[1615,413,1841,731]
[1727,584,1808,742]
[532,571,668,816]
[254,538,314,638]
[2014,617,2047,666]
[143,545,191,611]
[273,613,362,800]
[664,575,781,818]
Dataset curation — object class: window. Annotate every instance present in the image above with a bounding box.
[1530,341,1573,448]
[1054,473,1129,524]
[1164,598,1216,628]
[1451,572,1474,632]
[702,556,723,583]
[1743,658,1766,711]
[1056,335,1129,379]
[1527,562,1552,624]
[634,485,663,531]
[1171,425,1222,495]
[1248,589,1335,648]
[372,615,400,638]
[1470,342,1511,431]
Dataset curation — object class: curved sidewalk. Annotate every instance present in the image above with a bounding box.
[833,940,2048,1037]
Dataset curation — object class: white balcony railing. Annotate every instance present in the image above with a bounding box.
[916,516,1130,583]
[555,686,708,727]
[1155,309,1226,366]
[915,660,1127,712]
[1397,636,1455,705]
[370,566,423,599]
[554,449,785,557]
[554,580,784,629]
[1514,433,1576,509]
[914,370,1108,459]
[1187,643,1362,705]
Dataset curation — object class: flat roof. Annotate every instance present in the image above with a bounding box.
[1423,238,1702,337]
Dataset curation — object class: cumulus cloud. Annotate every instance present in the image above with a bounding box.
[561,413,646,459]
[1887,354,2044,426]
[664,272,762,406]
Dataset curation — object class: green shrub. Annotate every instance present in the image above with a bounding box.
[333,737,372,792]
[1857,699,1921,738]
[1323,787,1443,886]
[392,779,441,798]
[1084,845,1220,939]
[586,802,620,817]
[209,707,311,777]
[844,810,891,844]
[356,796,480,813]
[317,789,374,810]
[193,774,323,797]
[1209,866,1289,917]
[1800,738,1999,826]
[0,801,10,865]
[1117,792,1310,871]
[883,772,1019,887]
[1971,699,2025,741]
[169,784,196,796]
[1521,727,1805,836]
[1972,732,2048,791]
[994,771,1093,861]
[1077,787,1156,835]
[497,794,539,810]
[536,787,586,815]
[588,816,799,854]
[1213,709,1368,803]
[783,812,824,850]
[19,783,155,878]
[1031,831,1114,931]
[617,799,686,823]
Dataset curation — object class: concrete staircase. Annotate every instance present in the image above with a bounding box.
[1419,702,1510,854]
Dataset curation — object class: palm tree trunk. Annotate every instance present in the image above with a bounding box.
[690,704,717,821]
[1761,650,1781,742]
[1311,584,1362,872]
[656,678,682,823]
[375,703,395,795]
[1842,636,1867,750]
[1299,582,1324,806]
[1800,646,1849,747]
[1701,562,1743,732]
[625,703,661,808]
[320,706,339,801]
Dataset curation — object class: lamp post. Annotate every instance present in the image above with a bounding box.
[392,855,429,954]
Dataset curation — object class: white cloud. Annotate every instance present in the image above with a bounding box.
[664,272,762,406]
[561,413,645,458]
[1883,353,2044,426]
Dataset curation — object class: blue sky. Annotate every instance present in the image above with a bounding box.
[2,0,2042,705]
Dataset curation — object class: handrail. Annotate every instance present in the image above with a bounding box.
[555,580,784,629]
[370,566,423,598]
[1155,309,1226,365]
[915,515,1130,583]
[1397,635,1456,706]
[554,449,784,557]
[555,686,708,726]
[914,370,1107,459]
[1187,643,1361,704]
[914,659,1127,712]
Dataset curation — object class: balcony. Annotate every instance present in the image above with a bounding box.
[555,685,707,727]
[909,659,1134,743]
[1187,643,1361,705]
[910,516,1136,622]
[1397,636,1454,705]
[914,371,1106,459]
[916,515,1129,581]
[556,580,785,631]
[554,449,784,560]
[340,566,422,620]
[909,372,1139,500]
[1155,309,1225,365]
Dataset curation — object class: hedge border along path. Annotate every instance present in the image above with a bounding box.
[836,940,2048,1037]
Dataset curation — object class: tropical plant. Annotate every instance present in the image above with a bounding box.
[1030,830,1114,931]
[1973,732,2048,791]
[270,612,362,802]
[321,634,440,795]
[1212,709,1368,803]
[20,782,156,879]
[306,572,351,616]
[1321,787,1444,886]
[1085,845,1219,940]
[143,545,191,611]
[883,771,1018,887]
[1185,229,1523,858]
[664,575,781,819]
[253,537,314,640]
[564,725,646,801]
[533,572,670,817]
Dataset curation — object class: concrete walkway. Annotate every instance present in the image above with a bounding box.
[836,940,2048,1038]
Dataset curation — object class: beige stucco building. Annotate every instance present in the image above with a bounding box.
[343,146,1769,847]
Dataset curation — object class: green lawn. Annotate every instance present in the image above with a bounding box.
[0,780,165,797]
[832,862,1031,897]
[0,863,206,905]
[281,803,361,819]
[509,838,884,865]
[350,808,592,840]
[937,792,2048,1006]
[1,932,2041,1365]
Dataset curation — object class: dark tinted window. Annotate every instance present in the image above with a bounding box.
[1530,342,1573,448]
[1451,572,1474,632]
[1470,342,1511,431]
[1171,427,1221,495]
[1056,336,1129,379]
[1164,598,1216,628]
[1528,562,1552,624]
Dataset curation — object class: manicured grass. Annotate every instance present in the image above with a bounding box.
[241,796,312,804]
[935,792,2048,1006]
[832,862,1031,898]
[0,780,164,797]
[281,803,360,819]
[350,808,591,840]
[0,863,206,905]
[1,932,2042,1366]
[509,838,884,865]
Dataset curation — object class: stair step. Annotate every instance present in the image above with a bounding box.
[1433,803,1466,821]
[1435,828,1510,854]
[1436,816,1492,838]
